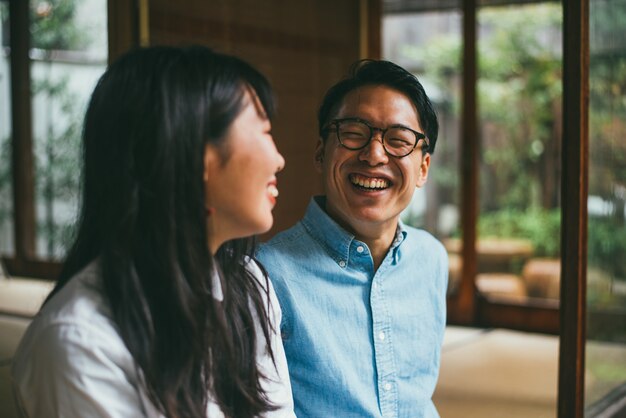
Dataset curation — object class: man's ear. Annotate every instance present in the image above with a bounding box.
[416,153,431,188]
[314,139,325,173]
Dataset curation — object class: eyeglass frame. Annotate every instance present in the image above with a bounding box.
[324,117,429,158]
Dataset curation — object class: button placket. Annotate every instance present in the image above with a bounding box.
[371,266,397,418]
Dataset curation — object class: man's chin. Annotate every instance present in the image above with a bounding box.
[344,208,401,230]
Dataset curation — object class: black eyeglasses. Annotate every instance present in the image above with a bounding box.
[325,118,429,158]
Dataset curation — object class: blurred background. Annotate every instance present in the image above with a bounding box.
[0,1,624,417]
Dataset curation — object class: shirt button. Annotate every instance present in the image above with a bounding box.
[356,246,364,253]
[384,382,392,391]
[339,260,346,268]
[379,331,385,341]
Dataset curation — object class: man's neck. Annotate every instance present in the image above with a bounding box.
[324,211,398,271]
[320,198,400,271]
[351,221,398,271]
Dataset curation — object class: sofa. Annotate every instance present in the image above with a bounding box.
[0,275,54,418]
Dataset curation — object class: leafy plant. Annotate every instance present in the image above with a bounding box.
[478,207,561,258]
[30,0,87,51]
[32,75,82,257]
[0,0,91,257]
[0,136,11,240]
[588,216,626,280]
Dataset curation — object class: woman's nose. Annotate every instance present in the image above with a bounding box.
[276,151,285,173]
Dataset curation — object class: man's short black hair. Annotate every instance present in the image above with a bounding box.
[318,59,439,154]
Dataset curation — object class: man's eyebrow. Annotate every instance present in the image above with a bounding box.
[338,116,417,131]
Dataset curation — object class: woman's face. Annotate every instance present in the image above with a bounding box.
[203,90,285,254]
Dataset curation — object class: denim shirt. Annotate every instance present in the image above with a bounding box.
[257,196,448,418]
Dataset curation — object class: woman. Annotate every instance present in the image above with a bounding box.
[12,45,294,418]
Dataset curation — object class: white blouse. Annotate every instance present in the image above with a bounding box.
[11,260,295,418]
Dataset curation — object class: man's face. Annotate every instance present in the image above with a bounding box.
[315,84,430,235]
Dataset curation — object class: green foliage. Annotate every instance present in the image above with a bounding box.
[589,56,626,198]
[591,0,626,35]
[478,209,626,282]
[30,0,87,51]
[403,4,564,212]
[0,0,88,257]
[0,136,11,228]
[0,2,7,22]
[33,75,82,256]
[478,208,561,257]
[477,5,562,211]
[587,0,626,286]
[588,216,626,280]
[30,0,86,257]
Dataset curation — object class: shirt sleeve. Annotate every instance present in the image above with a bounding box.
[246,259,296,418]
[13,322,152,418]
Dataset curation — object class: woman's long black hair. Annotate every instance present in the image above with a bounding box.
[47,45,278,418]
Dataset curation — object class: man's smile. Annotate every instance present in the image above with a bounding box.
[349,173,391,191]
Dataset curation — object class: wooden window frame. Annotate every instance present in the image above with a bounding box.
[383,0,591,415]
[559,1,588,416]
[441,1,589,416]
[1,0,139,279]
[1,0,600,415]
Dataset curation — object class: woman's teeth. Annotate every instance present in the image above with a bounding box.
[268,184,279,198]
[350,175,389,189]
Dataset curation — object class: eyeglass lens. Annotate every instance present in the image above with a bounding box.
[336,120,418,157]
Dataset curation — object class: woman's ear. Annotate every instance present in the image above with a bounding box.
[416,153,431,188]
[203,144,222,216]
[203,143,220,182]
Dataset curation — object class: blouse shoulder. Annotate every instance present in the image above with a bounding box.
[11,263,146,418]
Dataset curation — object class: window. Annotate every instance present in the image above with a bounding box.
[384,0,625,415]
[476,3,562,305]
[383,6,463,296]
[384,2,562,415]
[1,0,107,271]
[31,0,108,259]
[585,0,626,412]
[0,0,13,256]
[384,1,563,333]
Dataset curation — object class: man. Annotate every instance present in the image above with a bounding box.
[257,59,448,418]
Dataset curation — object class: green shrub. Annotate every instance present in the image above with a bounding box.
[588,216,626,280]
[479,208,626,282]
[478,208,561,257]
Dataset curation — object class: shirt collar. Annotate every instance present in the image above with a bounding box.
[211,264,224,301]
[391,221,408,264]
[301,196,408,265]
[301,196,356,264]
[394,221,408,247]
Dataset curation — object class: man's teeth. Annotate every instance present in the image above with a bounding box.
[350,175,389,189]
[268,184,279,198]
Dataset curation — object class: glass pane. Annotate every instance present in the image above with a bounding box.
[29,0,107,259]
[477,3,562,305]
[0,0,13,256]
[585,0,626,412]
[383,9,463,296]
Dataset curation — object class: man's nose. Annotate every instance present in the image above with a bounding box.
[359,132,389,165]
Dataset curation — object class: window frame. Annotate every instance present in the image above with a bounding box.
[1,0,139,279]
[383,0,590,416]
[1,0,604,416]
